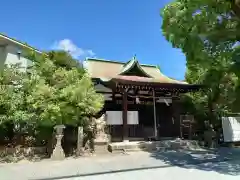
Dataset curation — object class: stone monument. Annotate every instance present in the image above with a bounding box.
[204,124,216,148]
[51,125,66,160]
[94,114,109,153]
[76,126,84,156]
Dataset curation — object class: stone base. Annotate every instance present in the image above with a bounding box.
[108,141,155,153]
[94,141,109,154]
[76,147,85,156]
[51,135,65,161]
[108,139,202,153]
[51,146,65,160]
[94,145,109,154]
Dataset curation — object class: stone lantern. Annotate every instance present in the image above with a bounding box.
[51,125,66,160]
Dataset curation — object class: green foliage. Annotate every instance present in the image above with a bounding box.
[48,50,83,71]
[0,65,31,125]
[161,0,240,125]
[0,51,104,128]
[161,0,238,46]
[25,60,103,126]
[161,0,240,66]
[185,61,237,123]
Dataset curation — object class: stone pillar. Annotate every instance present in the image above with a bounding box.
[51,125,65,160]
[76,126,84,156]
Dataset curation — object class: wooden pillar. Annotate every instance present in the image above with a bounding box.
[112,88,116,103]
[152,89,157,138]
[172,96,181,138]
[122,90,128,141]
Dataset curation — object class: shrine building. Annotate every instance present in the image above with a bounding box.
[83,56,201,142]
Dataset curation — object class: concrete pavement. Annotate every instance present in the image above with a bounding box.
[0,148,240,180]
[60,164,240,180]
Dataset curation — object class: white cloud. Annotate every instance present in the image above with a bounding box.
[52,39,95,59]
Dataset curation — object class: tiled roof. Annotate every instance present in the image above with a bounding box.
[84,58,188,85]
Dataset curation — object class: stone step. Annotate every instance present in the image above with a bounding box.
[108,140,201,153]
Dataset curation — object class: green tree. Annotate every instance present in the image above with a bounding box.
[24,51,104,126]
[25,58,103,126]
[161,0,239,50]
[185,54,237,124]
[47,50,83,71]
[0,51,104,147]
[0,64,36,145]
[161,0,240,125]
[0,64,33,124]
[161,0,240,71]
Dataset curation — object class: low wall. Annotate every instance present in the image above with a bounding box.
[0,146,47,155]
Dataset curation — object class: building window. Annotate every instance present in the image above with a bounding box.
[16,49,22,59]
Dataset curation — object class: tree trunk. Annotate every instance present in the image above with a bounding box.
[207,95,216,126]
[232,0,240,19]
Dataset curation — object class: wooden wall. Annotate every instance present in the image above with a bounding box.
[103,99,180,140]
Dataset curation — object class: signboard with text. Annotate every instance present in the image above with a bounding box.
[106,111,139,125]
[222,117,240,142]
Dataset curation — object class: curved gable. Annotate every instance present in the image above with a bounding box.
[119,57,152,77]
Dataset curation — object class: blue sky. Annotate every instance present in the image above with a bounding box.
[1,0,186,80]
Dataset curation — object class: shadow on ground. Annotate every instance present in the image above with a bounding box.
[150,147,240,176]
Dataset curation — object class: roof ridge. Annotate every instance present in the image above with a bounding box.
[86,58,125,64]
[85,57,158,68]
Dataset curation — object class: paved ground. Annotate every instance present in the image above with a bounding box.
[0,148,240,180]
[61,164,240,180]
